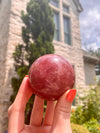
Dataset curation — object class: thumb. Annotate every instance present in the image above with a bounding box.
[53,89,76,127]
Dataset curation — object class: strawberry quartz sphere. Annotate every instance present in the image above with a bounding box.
[29,54,75,101]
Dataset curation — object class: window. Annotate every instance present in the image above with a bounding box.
[50,0,71,44]
[50,0,59,8]
[54,12,60,41]
[63,4,69,13]
[63,16,71,45]
[72,99,76,106]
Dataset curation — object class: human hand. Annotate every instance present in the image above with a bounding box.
[8,76,76,133]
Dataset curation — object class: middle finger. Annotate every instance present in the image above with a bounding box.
[30,96,44,126]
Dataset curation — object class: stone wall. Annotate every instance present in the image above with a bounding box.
[0,0,11,96]
[84,61,96,85]
[3,0,29,98]
[0,0,29,132]
[0,0,11,132]
[52,0,86,105]
[52,0,85,88]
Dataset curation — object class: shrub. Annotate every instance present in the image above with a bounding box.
[81,86,100,122]
[71,85,100,125]
[71,123,90,133]
[83,118,100,133]
[71,106,85,125]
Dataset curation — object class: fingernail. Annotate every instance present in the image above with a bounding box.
[25,75,29,78]
[66,89,76,102]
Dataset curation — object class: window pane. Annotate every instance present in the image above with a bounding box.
[63,17,70,33]
[63,16,71,45]
[50,0,59,8]
[63,5,69,13]
[54,12,60,41]
[64,33,71,44]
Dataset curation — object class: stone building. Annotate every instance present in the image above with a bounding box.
[0,0,99,132]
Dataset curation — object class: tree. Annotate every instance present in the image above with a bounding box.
[10,0,55,124]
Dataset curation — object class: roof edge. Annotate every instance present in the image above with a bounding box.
[73,0,83,13]
[83,50,100,65]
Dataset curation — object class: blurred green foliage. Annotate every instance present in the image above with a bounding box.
[71,85,100,133]
[71,123,90,133]
[83,118,100,133]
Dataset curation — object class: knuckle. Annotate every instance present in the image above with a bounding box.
[8,103,21,117]
[56,104,71,116]
[8,104,13,116]
[12,103,24,113]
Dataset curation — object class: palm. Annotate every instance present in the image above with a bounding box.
[21,96,54,133]
[21,125,51,133]
[8,77,74,133]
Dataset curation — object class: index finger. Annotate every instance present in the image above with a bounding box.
[8,75,33,133]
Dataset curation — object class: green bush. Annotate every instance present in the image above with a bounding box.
[71,106,85,125]
[81,85,100,122]
[71,85,100,125]
[83,118,100,133]
[71,123,90,133]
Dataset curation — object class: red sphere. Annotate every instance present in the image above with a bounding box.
[29,54,75,100]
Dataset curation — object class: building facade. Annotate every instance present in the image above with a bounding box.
[0,0,99,132]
